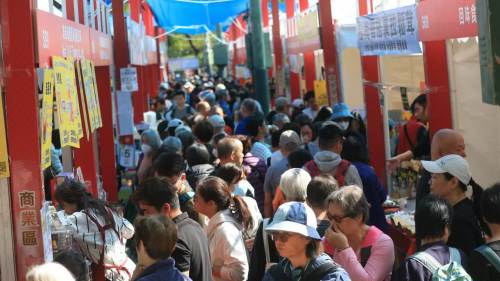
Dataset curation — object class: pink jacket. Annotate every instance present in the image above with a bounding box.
[324,226,394,281]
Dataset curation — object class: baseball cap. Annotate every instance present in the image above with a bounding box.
[292,99,304,108]
[215,83,227,92]
[208,114,225,129]
[161,136,183,153]
[175,125,192,137]
[265,202,320,240]
[331,102,353,120]
[421,154,471,185]
[279,130,301,147]
[184,81,194,89]
[168,119,183,129]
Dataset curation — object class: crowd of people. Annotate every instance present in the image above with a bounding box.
[28,77,500,281]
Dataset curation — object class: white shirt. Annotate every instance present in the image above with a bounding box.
[66,208,135,281]
[302,107,318,120]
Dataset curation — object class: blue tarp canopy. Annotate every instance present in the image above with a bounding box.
[146,0,249,35]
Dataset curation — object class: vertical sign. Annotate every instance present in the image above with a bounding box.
[0,89,9,178]
[66,57,83,142]
[478,0,500,105]
[120,67,139,92]
[41,69,55,169]
[357,5,421,56]
[53,56,73,148]
[314,80,328,106]
[90,61,103,128]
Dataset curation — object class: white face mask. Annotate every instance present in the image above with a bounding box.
[141,144,153,154]
[338,121,350,131]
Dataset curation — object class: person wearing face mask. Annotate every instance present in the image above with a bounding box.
[331,103,354,132]
[137,129,162,183]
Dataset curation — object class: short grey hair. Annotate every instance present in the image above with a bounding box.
[275,97,289,112]
[326,185,370,223]
[141,129,162,151]
[280,168,311,202]
[241,98,259,115]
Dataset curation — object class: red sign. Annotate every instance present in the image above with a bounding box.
[286,35,322,55]
[36,10,91,67]
[418,0,478,42]
[89,29,113,66]
[35,10,113,66]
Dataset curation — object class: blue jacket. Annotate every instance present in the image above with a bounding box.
[262,253,351,281]
[135,258,191,281]
[235,116,251,136]
[352,162,388,232]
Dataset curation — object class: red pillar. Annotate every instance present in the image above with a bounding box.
[272,0,284,96]
[286,0,301,100]
[66,0,75,20]
[1,0,45,279]
[359,0,386,183]
[112,0,131,91]
[95,66,118,202]
[423,41,453,135]
[300,0,316,92]
[78,0,85,25]
[303,51,316,91]
[319,0,342,103]
[73,135,99,196]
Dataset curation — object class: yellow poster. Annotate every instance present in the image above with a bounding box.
[53,56,72,148]
[66,57,83,143]
[90,61,102,128]
[76,60,91,141]
[314,80,329,107]
[0,89,10,178]
[81,59,97,132]
[41,69,55,170]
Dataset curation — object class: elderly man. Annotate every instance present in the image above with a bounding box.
[416,128,467,202]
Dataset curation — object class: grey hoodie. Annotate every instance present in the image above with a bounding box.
[313,151,363,188]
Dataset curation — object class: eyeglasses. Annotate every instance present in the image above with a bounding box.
[271,232,294,243]
[327,213,349,224]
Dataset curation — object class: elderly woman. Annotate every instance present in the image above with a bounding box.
[324,185,394,281]
[137,129,161,183]
[262,202,351,281]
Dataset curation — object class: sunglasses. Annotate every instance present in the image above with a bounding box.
[271,232,295,243]
[327,213,349,224]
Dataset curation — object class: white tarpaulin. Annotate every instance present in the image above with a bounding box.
[448,38,500,187]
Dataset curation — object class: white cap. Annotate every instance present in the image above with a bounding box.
[292,99,304,108]
[167,119,184,129]
[421,154,471,185]
[265,202,320,240]
[216,83,227,91]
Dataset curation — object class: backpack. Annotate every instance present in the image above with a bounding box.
[304,159,351,186]
[409,247,472,281]
[474,245,500,272]
[268,261,340,281]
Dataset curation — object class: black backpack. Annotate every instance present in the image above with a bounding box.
[268,261,340,281]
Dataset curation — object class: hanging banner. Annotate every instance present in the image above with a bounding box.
[0,89,10,178]
[286,9,321,55]
[116,91,134,136]
[314,80,328,106]
[41,69,55,170]
[81,59,102,132]
[75,60,91,140]
[90,62,102,128]
[66,57,83,141]
[53,56,74,148]
[120,67,139,92]
[357,5,421,56]
[418,0,478,42]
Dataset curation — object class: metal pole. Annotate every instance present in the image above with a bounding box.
[249,0,271,114]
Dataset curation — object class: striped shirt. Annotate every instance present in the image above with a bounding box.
[65,208,136,281]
